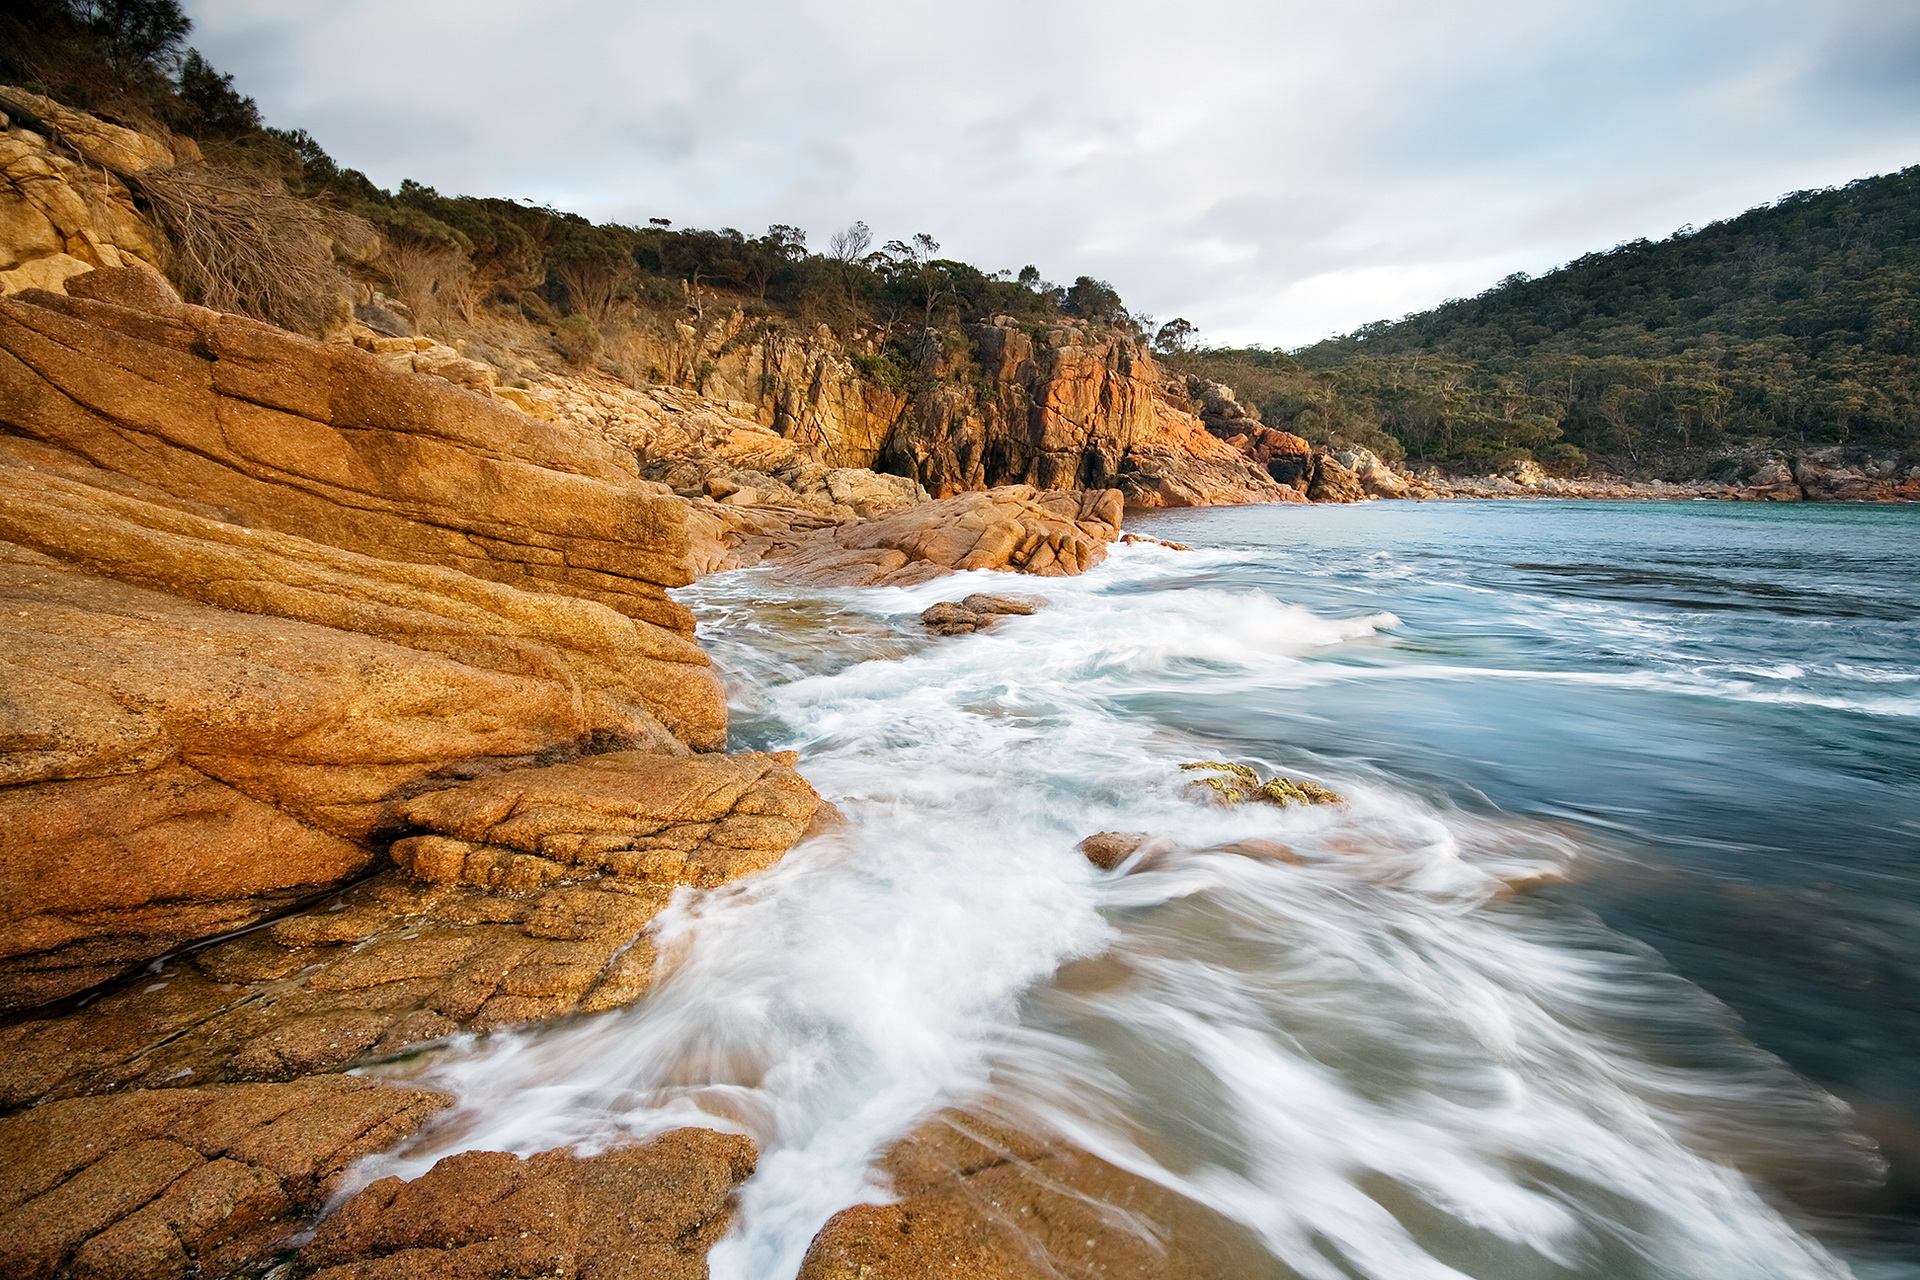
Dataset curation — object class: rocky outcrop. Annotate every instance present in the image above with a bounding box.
[2,749,826,1102]
[0,88,181,296]
[0,268,752,1006]
[797,1111,1274,1280]
[0,1076,450,1280]
[299,1129,756,1280]
[920,592,1047,636]
[880,321,1297,508]
[391,749,825,891]
[762,485,1124,587]
[0,270,698,630]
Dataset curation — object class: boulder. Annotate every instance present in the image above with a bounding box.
[770,485,1123,587]
[1,752,827,1103]
[1306,454,1366,503]
[0,1077,449,1280]
[1076,832,1146,870]
[920,592,1049,636]
[299,1128,756,1280]
[0,271,697,634]
[796,1112,1275,1280]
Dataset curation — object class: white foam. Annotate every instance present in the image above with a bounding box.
[346,548,1864,1280]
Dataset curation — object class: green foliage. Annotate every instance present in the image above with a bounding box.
[170,47,257,138]
[552,313,603,364]
[1279,169,1920,465]
[849,349,912,393]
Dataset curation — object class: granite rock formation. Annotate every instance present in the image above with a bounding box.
[299,1128,757,1280]
[0,1077,450,1280]
[0,267,743,1007]
[762,485,1125,587]
[0,88,180,296]
[797,1111,1278,1280]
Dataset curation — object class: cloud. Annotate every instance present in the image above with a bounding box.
[182,0,1920,347]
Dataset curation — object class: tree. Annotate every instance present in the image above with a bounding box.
[1154,317,1197,354]
[829,221,872,263]
[71,0,189,71]
[172,47,258,138]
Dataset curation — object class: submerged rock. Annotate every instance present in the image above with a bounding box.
[1076,831,1146,870]
[1181,761,1344,807]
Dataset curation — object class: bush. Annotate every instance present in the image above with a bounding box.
[552,313,603,364]
[850,349,911,394]
[1538,442,1589,474]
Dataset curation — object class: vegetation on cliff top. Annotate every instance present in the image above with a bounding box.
[1,0,1148,365]
[7,0,1918,477]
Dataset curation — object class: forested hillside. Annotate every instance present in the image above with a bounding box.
[1181,170,1920,475]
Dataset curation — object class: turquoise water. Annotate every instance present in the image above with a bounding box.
[1129,499,1920,1266]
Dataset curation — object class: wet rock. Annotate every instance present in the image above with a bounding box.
[0,748,829,1103]
[920,600,986,635]
[960,592,1046,616]
[1116,532,1192,551]
[919,592,1050,636]
[0,750,824,1101]
[300,1128,756,1280]
[796,1111,1276,1280]
[0,1076,449,1280]
[1182,761,1344,807]
[770,485,1124,587]
[1076,832,1146,870]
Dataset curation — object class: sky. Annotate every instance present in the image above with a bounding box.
[182,0,1920,348]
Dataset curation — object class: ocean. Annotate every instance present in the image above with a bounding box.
[369,498,1920,1280]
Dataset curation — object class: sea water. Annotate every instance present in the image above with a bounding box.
[363,499,1920,1280]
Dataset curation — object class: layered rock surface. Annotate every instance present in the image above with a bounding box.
[0,268,746,1007]
[300,1129,756,1280]
[0,1077,450,1280]
[798,1112,1279,1280]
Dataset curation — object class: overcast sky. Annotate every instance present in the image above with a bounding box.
[183,0,1920,348]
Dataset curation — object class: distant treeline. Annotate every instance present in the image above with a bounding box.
[1180,169,1920,472]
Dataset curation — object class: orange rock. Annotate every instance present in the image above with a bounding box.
[0,1077,449,1280]
[798,1111,1276,1280]
[300,1129,756,1280]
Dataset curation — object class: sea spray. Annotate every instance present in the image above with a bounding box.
[357,534,1885,1280]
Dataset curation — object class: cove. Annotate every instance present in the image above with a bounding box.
[361,499,1920,1279]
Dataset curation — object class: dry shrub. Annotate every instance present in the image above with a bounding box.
[381,238,476,330]
[134,164,370,335]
